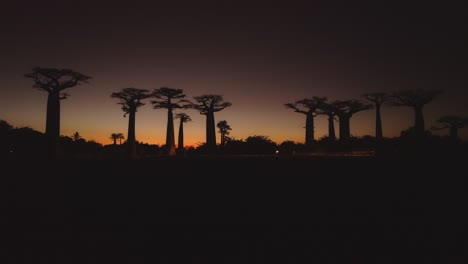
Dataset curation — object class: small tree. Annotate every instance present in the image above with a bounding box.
[72,132,82,142]
[217,120,232,149]
[110,133,125,145]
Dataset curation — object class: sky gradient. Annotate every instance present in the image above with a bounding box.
[1,0,467,146]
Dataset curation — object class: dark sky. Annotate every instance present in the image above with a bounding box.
[1,0,467,145]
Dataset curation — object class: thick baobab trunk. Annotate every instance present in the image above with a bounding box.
[414,106,425,138]
[305,112,314,147]
[328,114,336,141]
[177,119,185,155]
[339,115,350,142]
[113,139,117,145]
[127,110,137,159]
[375,104,383,140]
[206,111,216,153]
[46,91,61,158]
[166,107,176,156]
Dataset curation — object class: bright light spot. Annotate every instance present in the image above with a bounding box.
[275,150,279,154]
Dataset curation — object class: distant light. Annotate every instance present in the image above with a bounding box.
[275,150,279,154]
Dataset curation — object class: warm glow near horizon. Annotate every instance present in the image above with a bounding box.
[1,1,467,144]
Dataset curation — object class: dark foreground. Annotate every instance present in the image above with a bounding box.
[1,155,466,263]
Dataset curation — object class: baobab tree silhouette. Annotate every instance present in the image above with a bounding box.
[175,113,191,156]
[25,67,91,158]
[111,88,150,159]
[316,101,337,141]
[362,92,388,141]
[151,87,190,156]
[333,100,373,142]
[285,97,327,147]
[190,94,232,153]
[431,115,468,140]
[391,89,443,139]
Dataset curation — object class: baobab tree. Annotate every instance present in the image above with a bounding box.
[391,89,443,139]
[111,88,150,159]
[362,92,388,140]
[316,101,337,141]
[110,133,125,145]
[431,115,468,140]
[191,94,232,153]
[333,100,373,142]
[174,113,191,155]
[217,120,232,149]
[285,97,327,147]
[25,67,91,158]
[151,87,190,156]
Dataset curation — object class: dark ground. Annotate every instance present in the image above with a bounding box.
[1,155,466,263]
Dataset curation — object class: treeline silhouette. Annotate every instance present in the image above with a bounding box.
[2,118,467,160]
[5,66,467,160]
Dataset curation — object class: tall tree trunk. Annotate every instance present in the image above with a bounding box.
[328,114,336,141]
[305,112,314,147]
[339,115,350,142]
[177,119,184,155]
[113,139,117,145]
[206,111,216,153]
[375,103,383,140]
[127,110,137,159]
[46,91,60,158]
[449,126,458,140]
[414,106,425,138]
[166,107,176,155]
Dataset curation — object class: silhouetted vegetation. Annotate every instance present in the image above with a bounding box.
[151,87,190,156]
[3,68,466,161]
[175,113,191,156]
[24,67,91,158]
[110,133,125,145]
[190,94,232,154]
[362,92,388,141]
[333,100,373,142]
[390,89,443,139]
[111,88,151,159]
[217,120,232,149]
[431,115,468,141]
[285,97,327,147]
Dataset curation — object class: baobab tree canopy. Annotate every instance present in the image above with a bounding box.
[192,94,232,114]
[284,97,327,114]
[151,87,188,109]
[391,89,443,107]
[285,97,327,146]
[333,100,373,117]
[111,88,151,116]
[25,67,91,93]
